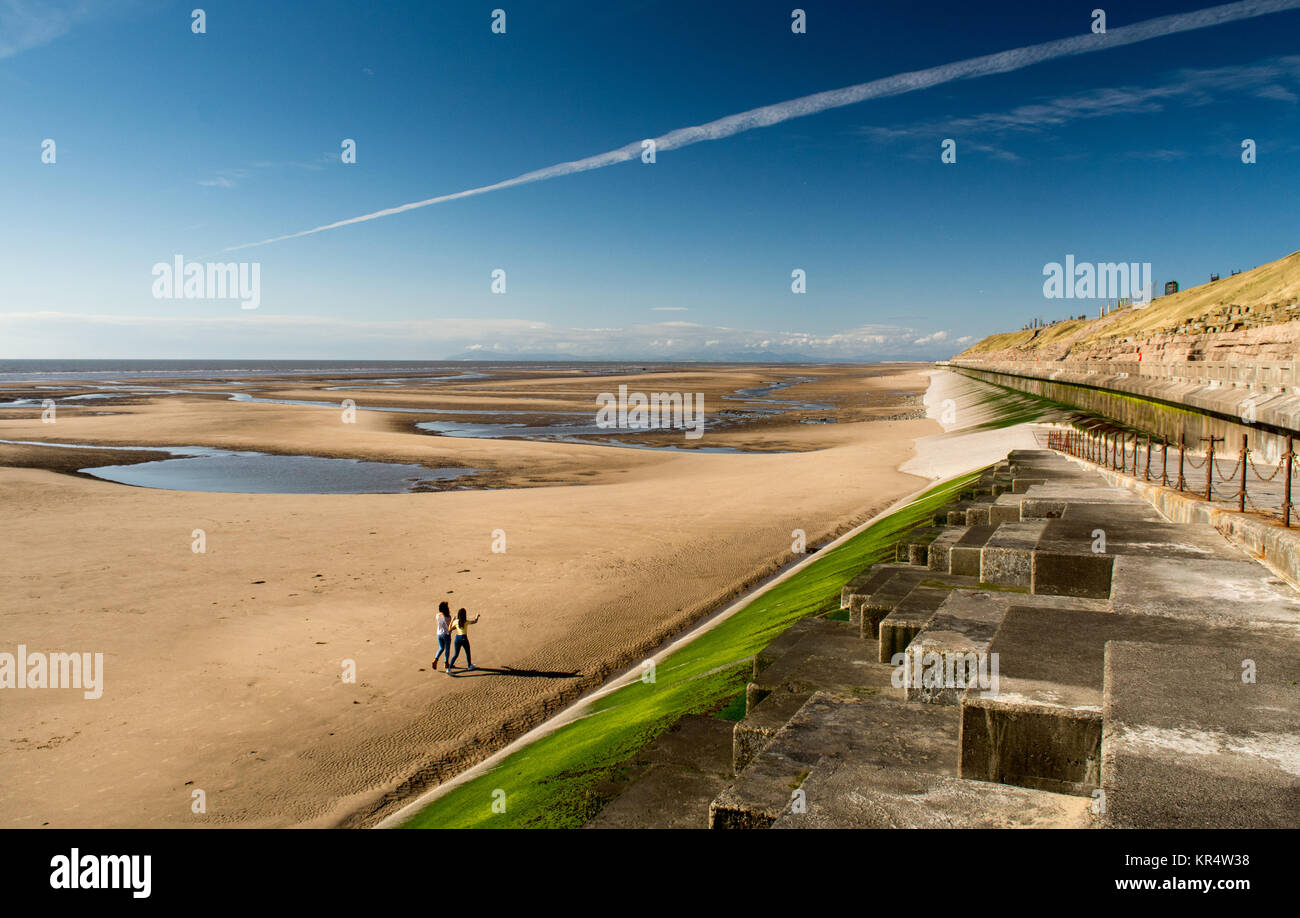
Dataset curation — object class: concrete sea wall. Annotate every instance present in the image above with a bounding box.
[946,360,1300,461]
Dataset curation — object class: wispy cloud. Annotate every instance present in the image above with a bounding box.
[858,55,1300,147]
[0,0,115,60]
[1121,149,1189,161]
[1257,83,1299,102]
[197,169,247,189]
[0,312,960,360]
[198,158,329,189]
[225,0,1300,252]
[651,306,688,311]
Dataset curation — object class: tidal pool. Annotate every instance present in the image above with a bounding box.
[0,439,477,494]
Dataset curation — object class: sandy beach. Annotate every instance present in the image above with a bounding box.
[1,363,958,827]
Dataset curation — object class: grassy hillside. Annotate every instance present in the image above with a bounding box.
[958,249,1300,358]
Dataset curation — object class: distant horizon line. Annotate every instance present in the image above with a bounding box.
[0,357,946,365]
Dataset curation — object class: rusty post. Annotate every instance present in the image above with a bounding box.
[1177,432,1186,492]
[1161,436,1169,487]
[1144,435,1151,481]
[1201,435,1222,501]
[1205,437,1213,501]
[1285,436,1294,528]
[1239,435,1248,513]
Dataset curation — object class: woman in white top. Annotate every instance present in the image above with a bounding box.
[432,601,453,671]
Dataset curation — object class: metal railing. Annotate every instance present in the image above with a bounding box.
[1043,427,1297,527]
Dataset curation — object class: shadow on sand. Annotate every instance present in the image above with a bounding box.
[446,665,579,679]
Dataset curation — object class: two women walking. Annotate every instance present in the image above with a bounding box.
[432,601,480,674]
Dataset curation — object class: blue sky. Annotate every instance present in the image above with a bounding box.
[2,0,1298,360]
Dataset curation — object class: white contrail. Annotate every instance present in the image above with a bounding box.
[225,0,1300,252]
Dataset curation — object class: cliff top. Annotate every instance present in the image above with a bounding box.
[958,249,1300,359]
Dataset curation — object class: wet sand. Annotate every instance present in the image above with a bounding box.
[1,363,940,827]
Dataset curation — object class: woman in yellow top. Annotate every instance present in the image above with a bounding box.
[447,607,481,673]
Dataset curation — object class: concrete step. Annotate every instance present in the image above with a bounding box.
[858,569,979,639]
[904,590,1108,705]
[978,517,1232,597]
[1048,500,1164,524]
[990,473,1016,497]
[926,526,968,573]
[895,526,943,565]
[733,690,810,775]
[1038,518,1241,562]
[584,715,735,829]
[753,616,834,677]
[942,501,975,526]
[1024,518,1248,601]
[877,585,952,663]
[747,621,900,711]
[964,502,995,526]
[1017,485,1154,521]
[709,692,959,829]
[988,494,1027,525]
[960,604,1233,796]
[841,563,910,621]
[856,567,930,637]
[771,758,1093,828]
[949,524,997,576]
[1100,639,1300,828]
[1110,556,1300,628]
[980,521,1047,587]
